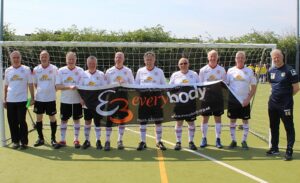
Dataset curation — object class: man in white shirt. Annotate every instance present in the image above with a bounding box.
[4,51,34,150]
[169,58,199,151]
[135,51,167,151]
[54,52,84,149]
[104,52,134,151]
[32,50,58,147]
[79,56,106,150]
[199,50,226,149]
[227,51,256,149]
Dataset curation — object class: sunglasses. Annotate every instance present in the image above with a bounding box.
[179,62,188,65]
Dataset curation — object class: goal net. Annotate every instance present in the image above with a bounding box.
[0,41,276,146]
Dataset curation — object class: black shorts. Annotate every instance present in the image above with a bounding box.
[83,108,102,121]
[138,91,163,125]
[227,104,251,120]
[202,110,224,117]
[33,101,57,116]
[60,103,83,121]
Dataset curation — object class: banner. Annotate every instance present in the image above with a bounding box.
[77,81,241,126]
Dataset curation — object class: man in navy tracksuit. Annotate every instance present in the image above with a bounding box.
[267,49,299,161]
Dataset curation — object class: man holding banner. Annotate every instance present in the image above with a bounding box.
[226,51,256,150]
[199,50,226,148]
[169,58,199,151]
[79,56,106,150]
[135,51,167,151]
[104,52,134,151]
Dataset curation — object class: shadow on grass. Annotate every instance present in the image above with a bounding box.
[5,142,300,162]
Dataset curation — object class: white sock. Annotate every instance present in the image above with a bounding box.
[106,127,112,142]
[201,123,208,138]
[215,123,222,138]
[242,124,249,142]
[175,125,182,143]
[140,125,147,142]
[60,123,67,142]
[95,127,101,141]
[74,123,80,141]
[118,125,125,142]
[84,124,91,141]
[230,123,236,141]
[188,124,195,142]
[155,125,162,143]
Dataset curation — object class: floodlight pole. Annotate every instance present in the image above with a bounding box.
[296,0,300,76]
[0,0,5,147]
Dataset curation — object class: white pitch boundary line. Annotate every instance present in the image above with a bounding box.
[126,128,268,183]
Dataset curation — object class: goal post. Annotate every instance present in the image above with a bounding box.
[0,41,276,146]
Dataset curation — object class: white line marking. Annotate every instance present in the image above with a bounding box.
[126,128,268,183]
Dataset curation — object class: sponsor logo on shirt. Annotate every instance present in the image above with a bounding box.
[10,75,23,81]
[234,75,244,81]
[39,74,51,81]
[115,76,123,82]
[64,77,75,83]
[207,75,216,81]
[182,79,189,83]
[88,81,96,86]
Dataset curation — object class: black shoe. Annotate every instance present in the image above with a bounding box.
[117,141,124,150]
[54,141,66,149]
[216,138,223,148]
[189,141,197,150]
[241,141,249,150]
[174,142,182,151]
[19,144,28,150]
[104,141,111,151]
[96,140,102,150]
[12,143,20,149]
[51,139,57,147]
[137,141,147,151]
[266,148,280,156]
[82,140,91,150]
[200,137,207,148]
[229,140,237,149]
[284,149,293,161]
[33,139,44,147]
[156,141,167,151]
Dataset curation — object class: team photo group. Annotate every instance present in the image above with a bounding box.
[3,48,299,161]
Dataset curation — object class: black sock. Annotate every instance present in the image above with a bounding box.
[50,121,57,140]
[36,122,44,140]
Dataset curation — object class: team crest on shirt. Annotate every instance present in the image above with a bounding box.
[270,73,275,79]
[88,81,96,86]
[208,75,216,81]
[154,72,158,76]
[75,71,79,76]
[11,75,23,81]
[281,72,286,77]
[290,69,297,76]
[124,71,127,75]
[217,70,220,74]
[182,79,189,83]
[49,70,53,74]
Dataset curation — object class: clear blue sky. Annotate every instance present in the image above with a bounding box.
[4,0,297,39]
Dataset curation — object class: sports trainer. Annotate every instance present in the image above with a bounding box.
[266,49,299,161]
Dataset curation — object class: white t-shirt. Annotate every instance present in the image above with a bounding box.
[78,70,106,87]
[33,64,58,102]
[227,66,257,102]
[56,66,84,104]
[135,66,166,86]
[199,64,226,83]
[169,70,199,84]
[105,66,134,84]
[4,65,33,102]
